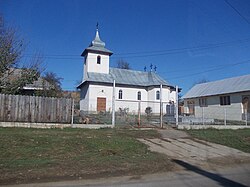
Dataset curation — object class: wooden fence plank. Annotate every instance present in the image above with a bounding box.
[0,94,3,121]
[0,94,73,124]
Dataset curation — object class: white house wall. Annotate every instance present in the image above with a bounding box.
[184,91,250,121]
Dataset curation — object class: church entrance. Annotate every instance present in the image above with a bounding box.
[97,97,106,112]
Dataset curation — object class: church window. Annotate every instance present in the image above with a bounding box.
[137,91,141,100]
[156,91,160,100]
[97,55,101,64]
[118,90,123,99]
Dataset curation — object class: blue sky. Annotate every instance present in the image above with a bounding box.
[1,0,250,94]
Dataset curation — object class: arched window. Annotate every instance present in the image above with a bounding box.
[156,91,160,100]
[137,91,141,100]
[97,55,101,64]
[118,90,123,99]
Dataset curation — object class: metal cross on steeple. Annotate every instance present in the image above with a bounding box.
[96,22,99,30]
[150,63,153,71]
[154,65,157,72]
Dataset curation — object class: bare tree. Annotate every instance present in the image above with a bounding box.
[36,72,63,97]
[0,15,43,94]
[116,59,131,69]
[193,78,209,86]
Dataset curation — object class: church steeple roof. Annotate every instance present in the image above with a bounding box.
[90,26,105,48]
[81,25,113,56]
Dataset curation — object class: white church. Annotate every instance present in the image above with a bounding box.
[77,27,178,114]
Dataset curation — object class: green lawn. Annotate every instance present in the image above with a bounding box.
[0,127,173,185]
[186,128,250,153]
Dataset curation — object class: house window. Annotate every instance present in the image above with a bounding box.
[137,91,141,100]
[220,96,231,105]
[199,98,207,107]
[118,90,123,99]
[156,91,160,100]
[97,56,101,64]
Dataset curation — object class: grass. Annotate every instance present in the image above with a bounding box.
[0,127,173,185]
[186,128,250,153]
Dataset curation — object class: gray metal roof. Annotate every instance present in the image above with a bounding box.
[24,77,52,90]
[78,68,173,88]
[1,68,52,90]
[183,74,250,99]
[81,29,113,56]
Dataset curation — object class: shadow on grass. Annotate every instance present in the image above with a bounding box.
[172,159,248,187]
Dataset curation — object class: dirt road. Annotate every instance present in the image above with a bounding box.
[138,128,250,166]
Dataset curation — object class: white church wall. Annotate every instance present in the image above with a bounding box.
[79,85,89,111]
[169,90,177,103]
[115,86,147,114]
[80,83,177,115]
[147,87,176,114]
[88,84,113,113]
[84,53,109,77]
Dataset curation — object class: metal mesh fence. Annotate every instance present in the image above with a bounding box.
[180,105,249,126]
[73,98,112,125]
[73,97,178,127]
[115,100,177,127]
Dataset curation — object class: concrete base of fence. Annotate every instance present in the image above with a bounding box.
[0,122,71,129]
[177,124,250,130]
[71,124,113,129]
[0,122,114,129]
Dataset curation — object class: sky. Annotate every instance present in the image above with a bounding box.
[1,0,250,94]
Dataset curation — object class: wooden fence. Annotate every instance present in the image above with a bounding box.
[0,94,73,123]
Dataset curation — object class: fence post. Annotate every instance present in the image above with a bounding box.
[224,108,226,126]
[202,107,204,125]
[160,84,163,128]
[112,80,116,127]
[245,111,248,126]
[71,99,74,126]
[175,86,179,126]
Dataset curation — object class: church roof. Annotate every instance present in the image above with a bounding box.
[81,29,113,56]
[77,68,174,88]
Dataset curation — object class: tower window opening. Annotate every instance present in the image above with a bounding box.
[97,56,101,64]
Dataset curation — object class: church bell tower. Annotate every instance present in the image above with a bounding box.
[81,24,113,81]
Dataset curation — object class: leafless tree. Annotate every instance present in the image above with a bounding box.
[35,72,63,97]
[0,14,43,94]
[193,78,209,86]
[116,59,131,69]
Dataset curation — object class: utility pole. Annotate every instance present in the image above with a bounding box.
[112,80,116,127]
[160,84,163,128]
[71,99,74,126]
[138,101,141,127]
[175,86,179,126]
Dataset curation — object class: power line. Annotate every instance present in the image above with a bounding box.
[157,63,231,74]
[167,59,250,80]
[224,0,250,25]
[22,37,250,60]
[115,37,250,56]
[60,59,250,86]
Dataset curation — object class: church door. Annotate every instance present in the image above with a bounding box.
[97,97,106,112]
